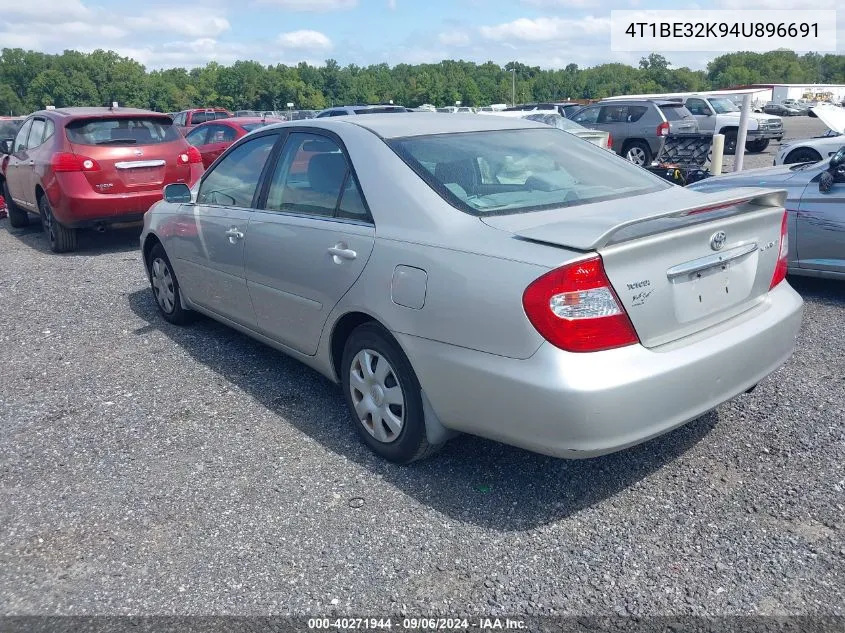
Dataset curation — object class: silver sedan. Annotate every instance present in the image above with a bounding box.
[141,114,803,463]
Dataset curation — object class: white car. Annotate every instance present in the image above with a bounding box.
[775,105,845,165]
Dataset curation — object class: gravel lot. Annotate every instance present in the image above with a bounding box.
[1,114,843,618]
[719,115,829,172]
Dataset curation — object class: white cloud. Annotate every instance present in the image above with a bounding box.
[438,30,471,47]
[126,13,231,38]
[277,30,333,51]
[520,0,598,7]
[388,0,396,8]
[0,0,90,22]
[253,0,357,10]
[479,16,610,42]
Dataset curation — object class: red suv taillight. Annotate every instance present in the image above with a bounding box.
[657,122,670,137]
[522,256,640,353]
[770,210,789,289]
[51,152,100,172]
[606,133,613,149]
[178,146,203,165]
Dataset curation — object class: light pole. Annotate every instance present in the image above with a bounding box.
[510,68,516,106]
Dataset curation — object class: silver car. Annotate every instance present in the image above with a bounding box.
[141,114,803,463]
[689,146,845,281]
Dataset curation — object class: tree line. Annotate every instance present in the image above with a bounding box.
[1,48,843,116]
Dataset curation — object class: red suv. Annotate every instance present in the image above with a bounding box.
[171,108,233,136]
[0,107,204,253]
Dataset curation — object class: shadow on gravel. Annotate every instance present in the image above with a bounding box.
[1,219,141,255]
[788,275,845,307]
[128,289,718,531]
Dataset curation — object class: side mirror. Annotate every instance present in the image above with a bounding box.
[0,139,13,155]
[819,171,835,193]
[163,182,193,204]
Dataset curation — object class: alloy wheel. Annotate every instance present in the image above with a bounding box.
[626,146,646,166]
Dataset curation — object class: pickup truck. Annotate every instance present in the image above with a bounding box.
[170,108,232,135]
[669,95,783,154]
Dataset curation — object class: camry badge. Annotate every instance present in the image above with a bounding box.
[710,231,727,251]
[134,150,143,156]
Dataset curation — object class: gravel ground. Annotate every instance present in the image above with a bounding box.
[1,113,843,618]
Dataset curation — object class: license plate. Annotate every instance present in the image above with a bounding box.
[671,256,755,323]
[122,167,161,185]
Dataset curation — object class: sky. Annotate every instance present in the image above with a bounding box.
[0,0,841,72]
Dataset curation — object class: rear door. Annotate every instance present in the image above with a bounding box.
[197,123,238,167]
[65,115,194,196]
[796,176,845,274]
[597,105,629,155]
[24,117,54,208]
[169,132,281,327]
[244,130,375,355]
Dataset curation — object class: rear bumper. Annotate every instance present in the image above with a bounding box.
[397,282,803,458]
[48,170,201,227]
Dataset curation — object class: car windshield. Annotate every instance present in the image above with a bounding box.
[709,98,740,114]
[388,128,669,216]
[66,117,181,145]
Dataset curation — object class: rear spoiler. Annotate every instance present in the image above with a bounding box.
[515,188,787,251]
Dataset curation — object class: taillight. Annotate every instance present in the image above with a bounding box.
[522,256,639,353]
[606,133,613,149]
[178,146,203,165]
[51,152,100,172]
[770,211,789,289]
[657,122,670,137]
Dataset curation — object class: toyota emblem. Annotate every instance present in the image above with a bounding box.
[710,231,727,251]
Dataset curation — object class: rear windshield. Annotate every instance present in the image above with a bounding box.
[659,104,694,120]
[388,128,669,216]
[66,117,180,146]
[353,107,407,114]
[241,122,272,132]
[193,111,229,124]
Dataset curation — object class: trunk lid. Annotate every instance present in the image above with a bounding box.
[482,187,787,348]
[809,104,845,134]
[65,115,193,195]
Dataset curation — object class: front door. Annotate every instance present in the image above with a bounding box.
[244,131,375,355]
[685,98,715,134]
[5,118,33,209]
[169,132,280,327]
[796,171,845,274]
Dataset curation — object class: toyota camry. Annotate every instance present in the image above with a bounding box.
[140,114,803,463]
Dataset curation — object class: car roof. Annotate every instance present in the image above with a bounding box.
[32,107,167,118]
[213,117,282,126]
[290,112,546,139]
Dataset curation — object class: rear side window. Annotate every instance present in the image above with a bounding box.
[660,104,693,121]
[626,106,649,122]
[598,106,627,123]
[27,119,46,148]
[66,117,181,146]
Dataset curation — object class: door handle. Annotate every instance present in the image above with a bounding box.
[225,227,244,243]
[328,244,357,262]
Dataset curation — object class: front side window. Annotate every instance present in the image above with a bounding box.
[265,132,368,220]
[206,125,237,144]
[14,119,32,152]
[197,134,278,207]
[389,128,669,216]
[572,107,599,124]
[685,98,710,115]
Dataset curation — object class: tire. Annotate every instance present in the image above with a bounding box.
[341,323,442,464]
[38,194,77,253]
[745,138,769,153]
[3,181,29,228]
[623,141,652,166]
[722,130,738,155]
[147,243,194,325]
[784,147,823,165]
